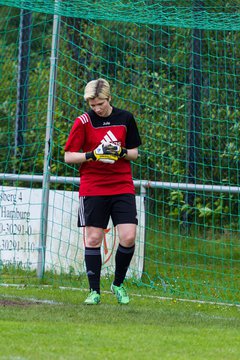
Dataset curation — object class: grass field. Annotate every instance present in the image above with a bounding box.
[0,227,239,359]
[0,285,239,360]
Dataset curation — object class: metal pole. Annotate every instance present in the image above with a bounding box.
[187,3,204,186]
[182,0,204,233]
[15,9,32,161]
[37,10,61,278]
[1,173,240,194]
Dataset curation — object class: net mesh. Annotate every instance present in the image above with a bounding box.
[0,0,240,30]
[0,1,239,304]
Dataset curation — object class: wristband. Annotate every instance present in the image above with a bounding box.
[119,148,127,158]
[85,151,95,161]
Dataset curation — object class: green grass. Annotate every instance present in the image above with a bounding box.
[0,285,240,360]
[142,227,240,304]
[0,223,239,305]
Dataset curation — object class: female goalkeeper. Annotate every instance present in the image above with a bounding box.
[64,78,142,305]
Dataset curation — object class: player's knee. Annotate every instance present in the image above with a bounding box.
[85,235,102,247]
[120,233,136,247]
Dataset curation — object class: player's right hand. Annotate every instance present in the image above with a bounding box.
[86,143,119,163]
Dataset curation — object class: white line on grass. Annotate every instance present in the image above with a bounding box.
[0,293,63,305]
[1,283,239,308]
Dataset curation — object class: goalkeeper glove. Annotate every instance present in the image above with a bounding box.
[107,143,128,159]
[86,143,119,164]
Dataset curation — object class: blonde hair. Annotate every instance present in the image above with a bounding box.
[84,78,111,101]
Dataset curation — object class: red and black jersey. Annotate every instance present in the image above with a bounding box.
[64,107,142,196]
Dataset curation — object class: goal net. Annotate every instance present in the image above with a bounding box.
[0,0,239,305]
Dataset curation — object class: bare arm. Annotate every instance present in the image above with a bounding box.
[64,151,87,164]
[64,147,139,164]
[124,147,139,161]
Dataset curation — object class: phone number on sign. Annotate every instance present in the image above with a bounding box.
[1,239,36,252]
[0,223,32,235]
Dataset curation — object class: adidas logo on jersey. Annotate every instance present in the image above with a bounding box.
[101,130,119,145]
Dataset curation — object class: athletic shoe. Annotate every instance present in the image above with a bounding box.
[84,290,100,305]
[111,283,130,304]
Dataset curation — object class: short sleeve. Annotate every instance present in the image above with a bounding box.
[64,117,85,152]
[125,115,142,149]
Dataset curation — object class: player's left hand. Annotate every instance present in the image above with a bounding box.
[106,143,128,159]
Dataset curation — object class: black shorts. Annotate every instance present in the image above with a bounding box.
[78,194,138,228]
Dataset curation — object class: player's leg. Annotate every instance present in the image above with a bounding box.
[84,226,103,304]
[114,223,136,285]
[111,194,138,304]
[81,196,111,304]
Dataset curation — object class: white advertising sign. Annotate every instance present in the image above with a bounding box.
[0,186,145,278]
